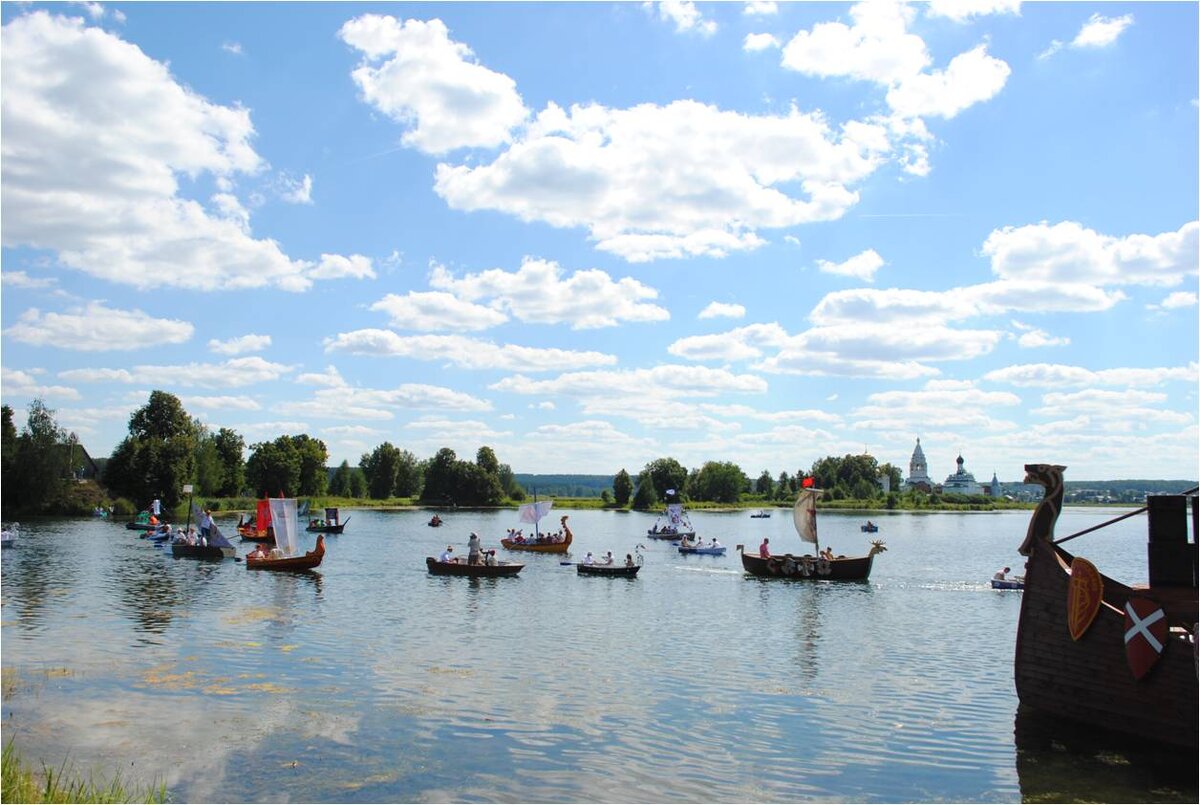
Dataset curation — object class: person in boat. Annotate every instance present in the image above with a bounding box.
[467,532,482,565]
[759,538,770,558]
[439,545,455,563]
[601,551,614,565]
[711,538,722,549]
[248,543,268,560]
[485,550,498,567]
[625,553,636,567]
[149,514,159,526]
[993,566,1010,581]
[820,547,834,561]
[583,551,595,565]
[200,509,213,541]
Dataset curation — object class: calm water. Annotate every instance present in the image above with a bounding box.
[1,507,1195,803]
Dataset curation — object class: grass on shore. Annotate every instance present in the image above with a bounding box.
[1,742,167,804]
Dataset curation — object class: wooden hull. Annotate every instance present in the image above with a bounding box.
[426,557,523,577]
[171,543,235,560]
[679,546,727,556]
[1014,538,1198,751]
[577,563,640,577]
[247,536,324,571]
[861,525,879,533]
[739,550,875,581]
[500,534,571,553]
[990,577,1024,590]
[238,528,273,542]
[305,524,345,534]
[647,530,693,540]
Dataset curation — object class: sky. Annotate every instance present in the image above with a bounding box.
[1,1,1197,485]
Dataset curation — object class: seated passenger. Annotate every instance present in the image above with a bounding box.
[625,553,636,567]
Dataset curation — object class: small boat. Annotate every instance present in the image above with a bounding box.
[991,576,1024,590]
[425,556,524,577]
[92,507,109,518]
[247,499,325,571]
[125,511,160,531]
[577,562,640,577]
[171,504,236,560]
[1013,464,1197,751]
[750,509,772,518]
[501,497,572,553]
[646,502,695,540]
[1,522,17,549]
[238,498,274,541]
[428,515,443,527]
[305,506,348,534]
[861,522,879,533]
[736,487,886,581]
[679,542,727,556]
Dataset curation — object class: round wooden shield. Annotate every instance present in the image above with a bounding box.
[1123,597,1167,681]
[1067,557,1103,641]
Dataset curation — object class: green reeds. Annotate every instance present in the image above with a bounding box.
[1,741,167,804]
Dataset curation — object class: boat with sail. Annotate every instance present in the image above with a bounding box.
[305,506,348,534]
[646,502,695,540]
[1013,464,1197,751]
[501,496,572,553]
[171,504,236,560]
[735,485,886,580]
[246,498,325,571]
[237,497,275,542]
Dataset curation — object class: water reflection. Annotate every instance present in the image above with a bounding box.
[112,557,181,637]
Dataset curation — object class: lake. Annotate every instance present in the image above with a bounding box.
[1,506,1195,803]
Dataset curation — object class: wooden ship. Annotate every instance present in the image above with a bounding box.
[1014,464,1197,751]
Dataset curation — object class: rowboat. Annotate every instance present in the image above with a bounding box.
[1013,463,1197,751]
[861,522,879,533]
[990,576,1024,590]
[428,515,443,527]
[647,502,695,540]
[246,499,325,571]
[306,507,348,534]
[425,557,523,577]
[750,509,771,518]
[735,487,886,581]
[577,562,640,577]
[237,498,274,541]
[501,497,571,553]
[171,505,236,560]
[125,511,159,531]
[679,544,726,556]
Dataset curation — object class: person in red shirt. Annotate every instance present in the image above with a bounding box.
[759,538,770,558]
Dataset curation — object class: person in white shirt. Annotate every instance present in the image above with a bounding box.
[993,566,1010,581]
[583,551,595,565]
[439,546,455,563]
[601,551,614,565]
[485,550,498,566]
[467,532,482,565]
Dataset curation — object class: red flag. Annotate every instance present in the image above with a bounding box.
[802,477,814,488]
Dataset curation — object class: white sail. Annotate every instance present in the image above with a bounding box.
[793,488,822,545]
[268,498,299,557]
[518,500,553,524]
[666,503,683,526]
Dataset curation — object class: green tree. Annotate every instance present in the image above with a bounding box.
[361,443,403,499]
[245,436,301,497]
[9,399,71,513]
[689,461,748,503]
[497,462,522,500]
[348,467,368,498]
[329,460,353,497]
[632,475,658,510]
[476,446,499,476]
[104,391,198,509]
[879,462,902,493]
[639,457,688,502]
[394,449,423,497]
[290,434,328,496]
[420,448,459,504]
[213,428,245,497]
[600,489,612,504]
[193,428,224,497]
[612,468,633,506]
[755,469,774,497]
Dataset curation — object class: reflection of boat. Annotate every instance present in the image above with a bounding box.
[578,562,640,577]
[1,522,17,548]
[861,522,879,533]
[735,487,886,581]
[501,497,572,553]
[306,506,348,534]
[171,505,236,560]
[647,502,695,540]
[991,576,1024,590]
[750,509,771,518]
[248,499,325,571]
[1014,464,1197,752]
[425,556,523,577]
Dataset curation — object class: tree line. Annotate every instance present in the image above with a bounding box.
[1,390,930,516]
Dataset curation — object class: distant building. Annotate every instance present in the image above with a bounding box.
[903,438,933,492]
[942,454,984,496]
[989,472,1002,498]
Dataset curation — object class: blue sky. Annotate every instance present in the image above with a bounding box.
[2,1,1197,483]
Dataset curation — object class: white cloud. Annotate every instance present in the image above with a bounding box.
[816,248,885,281]
[743,33,780,52]
[1037,40,1063,61]
[1072,13,1133,48]
[296,365,347,388]
[925,0,1021,23]
[490,365,767,401]
[278,383,492,420]
[983,362,1198,388]
[208,334,271,356]
[644,1,718,36]
[308,254,376,281]
[0,12,363,294]
[1010,320,1069,348]
[698,302,747,320]
[221,41,243,55]
[781,2,1010,120]
[429,258,669,328]
[6,302,193,351]
[743,2,778,16]
[982,220,1198,287]
[1,367,81,400]
[851,379,1022,432]
[324,329,618,372]
[338,15,528,154]
[1148,291,1198,311]
[278,173,313,205]
[370,291,508,332]
[59,356,294,389]
[2,270,57,289]
[669,323,791,362]
[182,394,262,411]
[435,100,890,262]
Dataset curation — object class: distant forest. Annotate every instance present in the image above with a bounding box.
[513,474,614,498]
